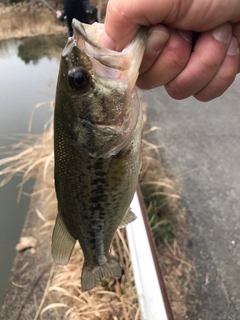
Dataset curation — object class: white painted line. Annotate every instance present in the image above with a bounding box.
[127,192,169,320]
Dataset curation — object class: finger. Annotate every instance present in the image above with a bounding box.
[136,28,192,89]
[194,37,239,101]
[139,25,169,75]
[165,23,233,100]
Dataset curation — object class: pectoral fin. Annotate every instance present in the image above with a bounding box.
[118,208,137,228]
[52,211,76,265]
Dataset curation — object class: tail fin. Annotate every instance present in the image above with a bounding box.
[81,255,122,291]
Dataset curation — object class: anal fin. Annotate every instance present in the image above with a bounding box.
[52,211,76,265]
[118,208,137,228]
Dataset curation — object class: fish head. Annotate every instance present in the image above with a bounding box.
[55,19,146,158]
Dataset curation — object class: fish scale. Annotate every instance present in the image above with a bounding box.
[51,19,147,291]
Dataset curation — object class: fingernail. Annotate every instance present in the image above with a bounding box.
[212,23,232,44]
[227,37,239,56]
[146,29,169,54]
[178,30,192,43]
[99,30,116,50]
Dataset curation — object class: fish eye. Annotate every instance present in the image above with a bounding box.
[68,67,91,92]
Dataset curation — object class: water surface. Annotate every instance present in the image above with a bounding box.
[0,35,65,306]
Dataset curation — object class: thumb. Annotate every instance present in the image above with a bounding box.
[99,1,147,51]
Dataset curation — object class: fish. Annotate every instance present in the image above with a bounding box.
[52,19,147,291]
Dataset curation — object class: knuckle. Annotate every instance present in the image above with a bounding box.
[165,79,189,100]
[198,54,219,71]
[195,73,236,102]
[167,47,189,71]
[217,68,236,86]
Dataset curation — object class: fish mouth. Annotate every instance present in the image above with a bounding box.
[66,20,146,158]
[71,19,147,92]
[71,19,129,70]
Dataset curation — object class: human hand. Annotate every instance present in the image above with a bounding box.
[56,10,62,19]
[100,0,240,101]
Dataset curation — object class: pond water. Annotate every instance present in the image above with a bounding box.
[0,34,66,306]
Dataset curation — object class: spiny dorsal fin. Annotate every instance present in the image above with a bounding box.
[52,211,76,265]
[118,208,137,229]
[81,254,122,291]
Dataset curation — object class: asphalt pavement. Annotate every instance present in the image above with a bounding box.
[142,74,240,320]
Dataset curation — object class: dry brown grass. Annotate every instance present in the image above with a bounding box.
[0,2,65,40]
[39,231,140,320]
[0,101,195,319]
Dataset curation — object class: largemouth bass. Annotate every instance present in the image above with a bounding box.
[52,19,147,291]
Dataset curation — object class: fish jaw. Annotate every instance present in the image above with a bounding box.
[72,19,147,92]
[55,20,146,159]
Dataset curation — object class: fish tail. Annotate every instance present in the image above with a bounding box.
[81,255,122,291]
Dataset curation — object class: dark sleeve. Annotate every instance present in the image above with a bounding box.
[59,0,68,21]
[82,0,96,13]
